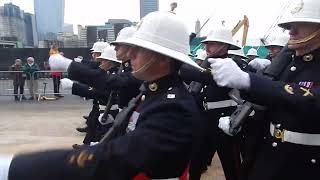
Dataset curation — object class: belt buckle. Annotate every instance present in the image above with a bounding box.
[274,127,285,142]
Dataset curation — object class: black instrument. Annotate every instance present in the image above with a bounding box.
[228,46,294,135]
[100,86,144,143]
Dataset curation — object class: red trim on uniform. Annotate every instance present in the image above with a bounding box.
[133,173,149,180]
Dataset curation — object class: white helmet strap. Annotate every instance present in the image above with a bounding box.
[132,55,158,75]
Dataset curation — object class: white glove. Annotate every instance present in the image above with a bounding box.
[0,154,13,180]
[209,58,250,90]
[49,54,72,72]
[248,58,271,71]
[60,78,74,90]
[98,113,114,125]
[74,57,82,63]
[218,116,233,136]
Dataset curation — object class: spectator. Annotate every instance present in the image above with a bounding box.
[49,45,64,98]
[49,44,59,55]
[23,57,39,100]
[43,61,50,70]
[9,59,26,101]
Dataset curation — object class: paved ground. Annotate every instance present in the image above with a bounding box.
[0,95,225,179]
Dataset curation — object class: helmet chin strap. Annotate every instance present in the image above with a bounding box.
[288,28,320,45]
[132,56,158,75]
[207,45,228,58]
[288,28,320,56]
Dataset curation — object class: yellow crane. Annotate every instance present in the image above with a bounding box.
[231,15,249,47]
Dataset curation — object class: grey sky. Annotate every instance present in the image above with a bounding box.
[1,0,293,45]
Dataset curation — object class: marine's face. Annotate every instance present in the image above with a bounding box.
[288,22,320,42]
[99,59,113,71]
[195,59,203,65]
[127,46,151,75]
[127,46,161,81]
[247,55,256,61]
[268,46,283,59]
[115,44,131,61]
[205,41,228,57]
[91,52,101,61]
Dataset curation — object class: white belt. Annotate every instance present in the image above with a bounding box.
[270,123,320,146]
[99,104,118,111]
[205,100,237,110]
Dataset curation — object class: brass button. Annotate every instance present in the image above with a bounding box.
[141,95,146,101]
[303,54,313,62]
[311,159,316,164]
[148,83,158,92]
[290,66,296,71]
[272,142,278,147]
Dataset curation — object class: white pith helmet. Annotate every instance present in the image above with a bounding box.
[97,46,121,63]
[246,48,259,57]
[110,26,137,45]
[120,11,203,71]
[228,48,247,59]
[265,34,289,47]
[201,27,241,50]
[91,42,110,53]
[278,0,320,29]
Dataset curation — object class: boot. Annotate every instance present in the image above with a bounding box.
[76,127,88,133]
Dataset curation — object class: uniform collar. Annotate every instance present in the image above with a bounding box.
[142,73,180,94]
[294,48,320,63]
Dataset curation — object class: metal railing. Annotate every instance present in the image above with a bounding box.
[32,71,71,100]
[0,70,71,101]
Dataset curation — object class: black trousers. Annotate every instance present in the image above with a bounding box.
[52,76,61,95]
[239,111,269,180]
[13,83,24,97]
[248,137,320,180]
[189,120,241,180]
[83,102,100,145]
[209,132,241,180]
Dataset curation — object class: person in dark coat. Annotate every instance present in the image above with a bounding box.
[9,59,26,101]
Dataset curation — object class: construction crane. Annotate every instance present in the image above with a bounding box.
[190,15,249,56]
[231,15,249,47]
